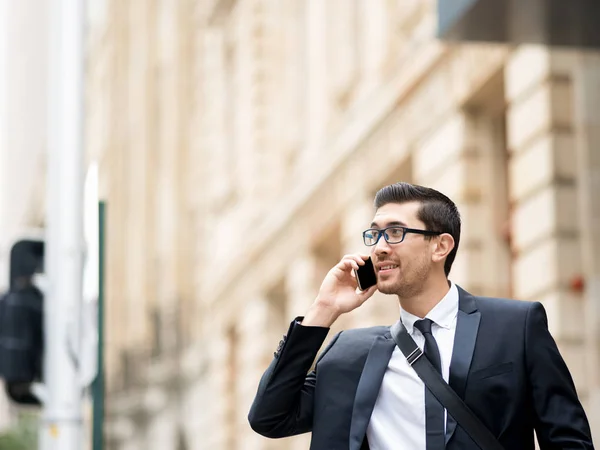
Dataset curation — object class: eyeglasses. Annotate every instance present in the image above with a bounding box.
[362,226,442,246]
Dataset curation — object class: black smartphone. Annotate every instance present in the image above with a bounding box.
[355,257,377,291]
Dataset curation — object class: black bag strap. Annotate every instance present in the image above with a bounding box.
[390,321,504,450]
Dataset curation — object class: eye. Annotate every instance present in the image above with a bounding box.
[388,228,404,238]
[366,230,378,239]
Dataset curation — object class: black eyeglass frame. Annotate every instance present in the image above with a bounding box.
[362,226,442,246]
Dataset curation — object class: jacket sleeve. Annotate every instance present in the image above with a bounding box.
[525,301,594,449]
[248,318,341,438]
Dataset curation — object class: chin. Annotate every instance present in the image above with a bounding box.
[377,281,400,295]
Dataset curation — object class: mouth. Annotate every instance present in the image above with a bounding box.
[377,264,399,275]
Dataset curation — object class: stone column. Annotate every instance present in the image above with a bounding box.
[463,113,512,298]
[229,0,259,210]
[413,110,510,297]
[104,0,130,390]
[356,0,387,98]
[154,0,185,353]
[505,46,587,398]
[123,0,156,357]
[202,319,233,450]
[572,51,600,437]
[174,0,196,348]
[302,0,328,162]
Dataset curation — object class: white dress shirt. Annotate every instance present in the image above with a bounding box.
[366,282,459,450]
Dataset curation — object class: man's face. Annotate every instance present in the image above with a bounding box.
[369,201,435,298]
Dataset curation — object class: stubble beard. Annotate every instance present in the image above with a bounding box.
[378,259,431,299]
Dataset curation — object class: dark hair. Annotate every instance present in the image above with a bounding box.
[374,182,461,276]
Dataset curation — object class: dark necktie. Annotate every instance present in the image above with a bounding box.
[414,318,446,449]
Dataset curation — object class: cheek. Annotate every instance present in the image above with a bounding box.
[394,242,420,262]
[400,246,431,271]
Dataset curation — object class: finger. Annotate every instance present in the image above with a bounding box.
[341,254,369,266]
[353,254,372,265]
[337,258,360,272]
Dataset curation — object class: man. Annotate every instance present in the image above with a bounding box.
[248,182,594,449]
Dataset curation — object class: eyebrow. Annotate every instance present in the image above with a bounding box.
[370,220,408,228]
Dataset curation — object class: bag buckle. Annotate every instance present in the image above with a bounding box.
[406,347,423,366]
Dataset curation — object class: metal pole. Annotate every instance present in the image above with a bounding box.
[92,202,106,450]
[44,0,86,447]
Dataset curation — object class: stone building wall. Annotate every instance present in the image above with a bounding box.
[85,1,600,448]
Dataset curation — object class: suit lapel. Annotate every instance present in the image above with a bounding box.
[446,286,480,442]
[349,333,396,450]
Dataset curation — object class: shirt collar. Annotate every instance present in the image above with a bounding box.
[400,281,459,334]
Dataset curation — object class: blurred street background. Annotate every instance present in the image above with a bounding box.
[1,0,600,449]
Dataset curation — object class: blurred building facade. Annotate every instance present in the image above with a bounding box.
[85,0,600,449]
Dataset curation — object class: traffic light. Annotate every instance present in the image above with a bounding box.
[0,239,44,405]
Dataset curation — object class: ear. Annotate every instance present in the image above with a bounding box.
[431,233,454,264]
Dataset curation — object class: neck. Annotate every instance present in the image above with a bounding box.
[398,277,450,318]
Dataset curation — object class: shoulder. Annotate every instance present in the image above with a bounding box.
[470,294,544,329]
[317,325,389,366]
[325,325,389,353]
[473,295,534,313]
[457,285,539,320]
[338,325,389,341]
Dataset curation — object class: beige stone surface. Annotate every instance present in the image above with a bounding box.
[508,131,577,202]
[80,2,600,449]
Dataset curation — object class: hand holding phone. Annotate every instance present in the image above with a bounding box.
[303,254,378,327]
[355,257,377,291]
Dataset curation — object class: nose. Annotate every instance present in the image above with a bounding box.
[373,233,391,256]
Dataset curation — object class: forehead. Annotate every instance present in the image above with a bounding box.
[371,201,423,227]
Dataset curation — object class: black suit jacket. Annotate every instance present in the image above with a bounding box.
[248,287,594,449]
